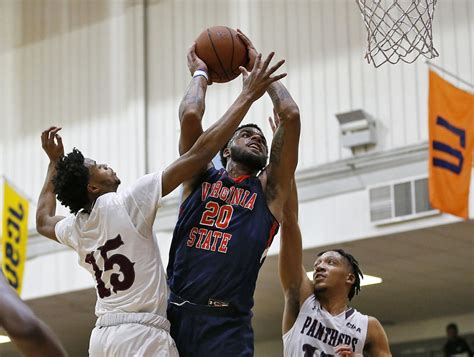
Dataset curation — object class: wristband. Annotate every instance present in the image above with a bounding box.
[193,70,209,82]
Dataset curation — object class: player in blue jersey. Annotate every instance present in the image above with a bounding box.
[167,31,301,356]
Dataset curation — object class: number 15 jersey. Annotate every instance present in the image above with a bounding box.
[167,167,280,314]
[55,171,168,318]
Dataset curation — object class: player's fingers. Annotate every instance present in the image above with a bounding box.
[261,51,275,72]
[268,116,276,133]
[269,72,287,83]
[267,59,285,76]
[56,134,63,148]
[239,66,249,78]
[252,53,262,71]
[50,127,61,141]
[236,29,251,45]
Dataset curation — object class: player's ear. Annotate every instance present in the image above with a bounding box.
[223,147,231,159]
[87,183,100,195]
[346,273,355,285]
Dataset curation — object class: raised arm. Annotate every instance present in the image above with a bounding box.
[162,52,287,197]
[238,30,300,222]
[271,114,312,334]
[0,273,67,356]
[364,317,392,356]
[36,127,65,241]
[178,43,208,156]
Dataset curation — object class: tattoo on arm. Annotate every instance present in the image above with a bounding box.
[266,127,285,202]
[270,126,285,165]
[267,83,292,110]
[179,79,207,119]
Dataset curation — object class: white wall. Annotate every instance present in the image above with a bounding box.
[1,0,472,218]
[0,0,146,218]
[146,0,474,173]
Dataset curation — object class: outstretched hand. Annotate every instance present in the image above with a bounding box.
[41,126,64,162]
[240,52,286,102]
[187,42,211,84]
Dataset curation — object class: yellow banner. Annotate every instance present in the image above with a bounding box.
[2,181,29,295]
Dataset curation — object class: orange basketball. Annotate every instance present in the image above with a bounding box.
[195,26,249,83]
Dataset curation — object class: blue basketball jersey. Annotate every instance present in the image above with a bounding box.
[167,167,279,314]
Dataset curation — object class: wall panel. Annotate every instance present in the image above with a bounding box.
[0,0,145,218]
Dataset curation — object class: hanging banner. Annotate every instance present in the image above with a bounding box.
[2,180,29,295]
[428,70,474,219]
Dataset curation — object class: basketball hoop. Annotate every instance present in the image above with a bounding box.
[355,0,439,67]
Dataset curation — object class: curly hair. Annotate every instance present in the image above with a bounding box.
[317,249,364,300]
[53,148,90,214]
[219,123,267,168]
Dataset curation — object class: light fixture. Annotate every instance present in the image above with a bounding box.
[0,335,11,344]
[306,272,382,287]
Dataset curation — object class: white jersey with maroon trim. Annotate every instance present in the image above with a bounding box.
[283,294,368,356]
[55,171,168,318]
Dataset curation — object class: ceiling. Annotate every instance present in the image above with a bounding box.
[0,220,473,356]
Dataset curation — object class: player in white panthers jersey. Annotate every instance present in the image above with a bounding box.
[35,53,286,357]
[278,179,392,356]
[266,109,391,356]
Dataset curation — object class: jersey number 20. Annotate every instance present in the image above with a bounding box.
[85,235,136,299]
[199,201,234,229]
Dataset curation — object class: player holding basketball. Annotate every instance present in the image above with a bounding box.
[35,51,285,357]
[167,32,300,356]
[275,114,391,356]
[0,272,66,357]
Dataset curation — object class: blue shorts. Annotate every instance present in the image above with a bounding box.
[167,299,254,357]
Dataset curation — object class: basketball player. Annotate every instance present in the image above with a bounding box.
[35,51,285,357]
[277,148,391,355]
[0,272,66,356]
[166,33,300,356]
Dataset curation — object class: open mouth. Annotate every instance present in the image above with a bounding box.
[248,143,261,152]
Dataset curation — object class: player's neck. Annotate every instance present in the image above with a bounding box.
[316,293,349,316]
[226,161,257,178]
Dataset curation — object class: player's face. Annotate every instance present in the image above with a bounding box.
[228,128,268,171]
[84,158,121,193]
[312,251,354,295]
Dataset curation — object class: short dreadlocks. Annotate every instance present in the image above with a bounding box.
[317,249,364,300]
[53,148,90,215]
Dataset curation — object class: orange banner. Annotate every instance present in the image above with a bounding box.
[428,70,474,219]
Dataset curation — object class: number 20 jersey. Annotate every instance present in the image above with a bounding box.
[55,172,169,318]
[167,167,280,314]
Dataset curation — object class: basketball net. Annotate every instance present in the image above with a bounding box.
[356,0,439,67]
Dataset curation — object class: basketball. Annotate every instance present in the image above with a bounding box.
[195,26,249,83]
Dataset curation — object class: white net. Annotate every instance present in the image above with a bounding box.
[355,0,439,67]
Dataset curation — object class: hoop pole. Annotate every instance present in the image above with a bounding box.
[426,61,474,89]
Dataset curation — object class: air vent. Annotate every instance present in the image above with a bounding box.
[369,177,438,225]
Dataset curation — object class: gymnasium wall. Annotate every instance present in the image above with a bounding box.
[1,0,472,218]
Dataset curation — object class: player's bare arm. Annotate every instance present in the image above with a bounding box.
[238,30,300,222]
[364,316,392,356]
[36,127,66,241]
[272,114,312,334]
[178,44,211,200]
[162,52,287,197]
[0,273,67,356]
[178,43,209,156]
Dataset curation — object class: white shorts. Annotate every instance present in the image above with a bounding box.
[89,312,178,357]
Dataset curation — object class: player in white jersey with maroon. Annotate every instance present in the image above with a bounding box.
[35,50,286,357]
[270,117,392,356]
